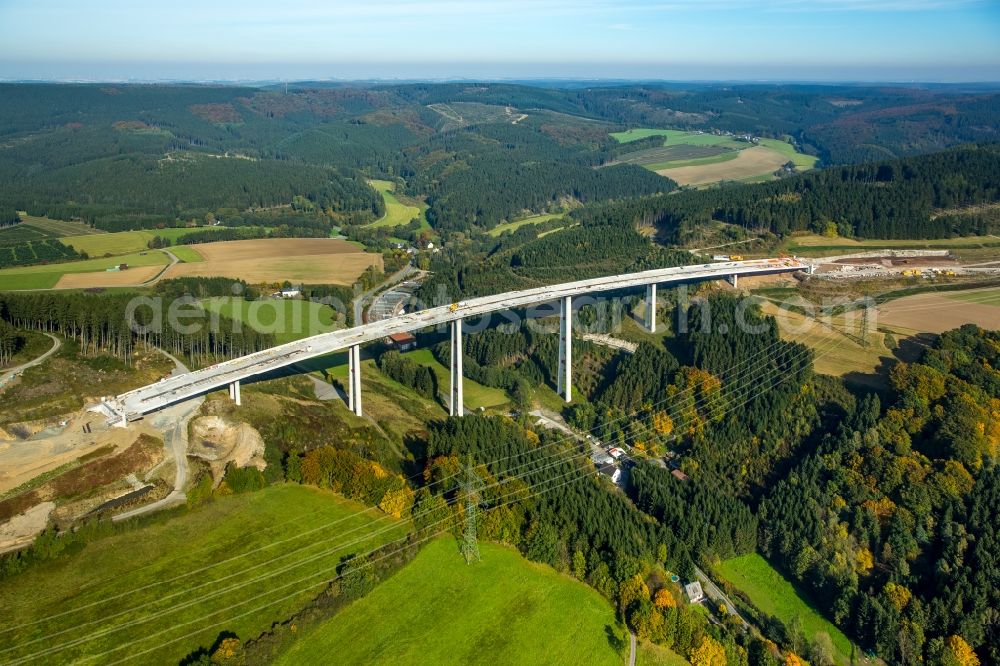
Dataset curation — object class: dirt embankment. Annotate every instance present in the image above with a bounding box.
[0,502,55,555]
[188,415,266,485]
[0,434,164,524]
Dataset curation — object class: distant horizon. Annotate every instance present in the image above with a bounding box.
[1,1,997,84]
[1,74,999,87]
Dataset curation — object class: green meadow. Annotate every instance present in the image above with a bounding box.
[275,538,625,666]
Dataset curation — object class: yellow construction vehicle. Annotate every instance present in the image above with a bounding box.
[449,303,459,312]
[729,254,744,261]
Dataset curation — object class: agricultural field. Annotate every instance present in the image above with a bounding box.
[275,538,624,666]
[487,213,564,237]
[782,232,1000,255]
[0,250,172,291]
[403,348,509,410]
[717,554,854,666]
[368,179,429,231]
[656,146,791,186]
[164,238,382,285]
[0,484,407,665]
[878,286,1000,335]
[14,214,103,237]
[755,298,890,383]
[201,296,342,345]
[611,129,816,186]
[60,227,211,257]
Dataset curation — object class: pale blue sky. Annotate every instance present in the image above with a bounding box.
[0,0,998,81]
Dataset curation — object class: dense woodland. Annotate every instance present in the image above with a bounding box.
[0,291,275,363]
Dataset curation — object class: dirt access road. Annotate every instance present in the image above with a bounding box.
[113,350,202,521]
[0,333,60,392]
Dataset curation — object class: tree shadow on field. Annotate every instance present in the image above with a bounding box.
[605,624,627,655]
[179,630,239,665]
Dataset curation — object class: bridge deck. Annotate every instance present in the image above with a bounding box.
[110,258,808,419]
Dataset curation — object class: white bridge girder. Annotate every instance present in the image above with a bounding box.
[107,259,810,421]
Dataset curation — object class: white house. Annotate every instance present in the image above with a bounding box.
[684,581,705,603]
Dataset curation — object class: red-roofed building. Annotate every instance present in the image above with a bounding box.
[387,332,417,351]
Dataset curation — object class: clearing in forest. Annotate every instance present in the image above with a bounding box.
[718,553,854,666]
[164,238,381,285]
[368,179,428,231]
[655,146,790,186]
[274,538,625,666]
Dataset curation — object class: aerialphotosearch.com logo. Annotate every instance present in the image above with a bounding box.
[123,281,878,343]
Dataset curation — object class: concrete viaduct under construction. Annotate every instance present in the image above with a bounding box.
[102,258,811,423]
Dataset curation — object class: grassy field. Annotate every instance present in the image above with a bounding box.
[61,227,211,257]
[757,138,819,170]
[647,150,738,171]
[611,129,815,185]
[0,250,172,290]
[404,348,509,410]
[487,213,564,237]
[0,485,408,665]
[368,179,428,231]
[275,538,624,666]
[782,233,1000,255]
[201,296,341,344]
[16,214,103,237]
[718,554,853,666]
[168,245,205,262]
[947,286,1000,305]
[638,641,689,666]
[611,129,741,148]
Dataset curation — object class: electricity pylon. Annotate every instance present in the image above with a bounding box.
[461,458,482,564]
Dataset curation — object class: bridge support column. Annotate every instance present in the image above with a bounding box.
[229,380,241,407]
[348,344,362,416]
[557,296,572,402]
[645,283,657,333]
[450,319,464,417]
[728,274,738,288]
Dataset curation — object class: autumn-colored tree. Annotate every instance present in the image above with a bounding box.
[883,582,912,611]
[618,574,650,615]
[654,587,677,609]
[784,652,805,666]
[377,486,414,519]
[688,634,727,666]
[210,636,246,665]
[652,411,674,436]
[943,635,980,666]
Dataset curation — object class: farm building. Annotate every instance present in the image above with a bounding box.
[387,332,417,351]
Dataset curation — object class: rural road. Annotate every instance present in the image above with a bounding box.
[0,332,60,392]
[352,263,416,325]
[113,349,201,522]
[628,630,637,666]
[694,566,750,629]
[137,248,180,287]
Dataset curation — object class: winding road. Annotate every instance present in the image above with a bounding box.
[112,349,201,522]
[0,332,61,392]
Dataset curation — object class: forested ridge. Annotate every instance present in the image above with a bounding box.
[618,144,1000,240]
